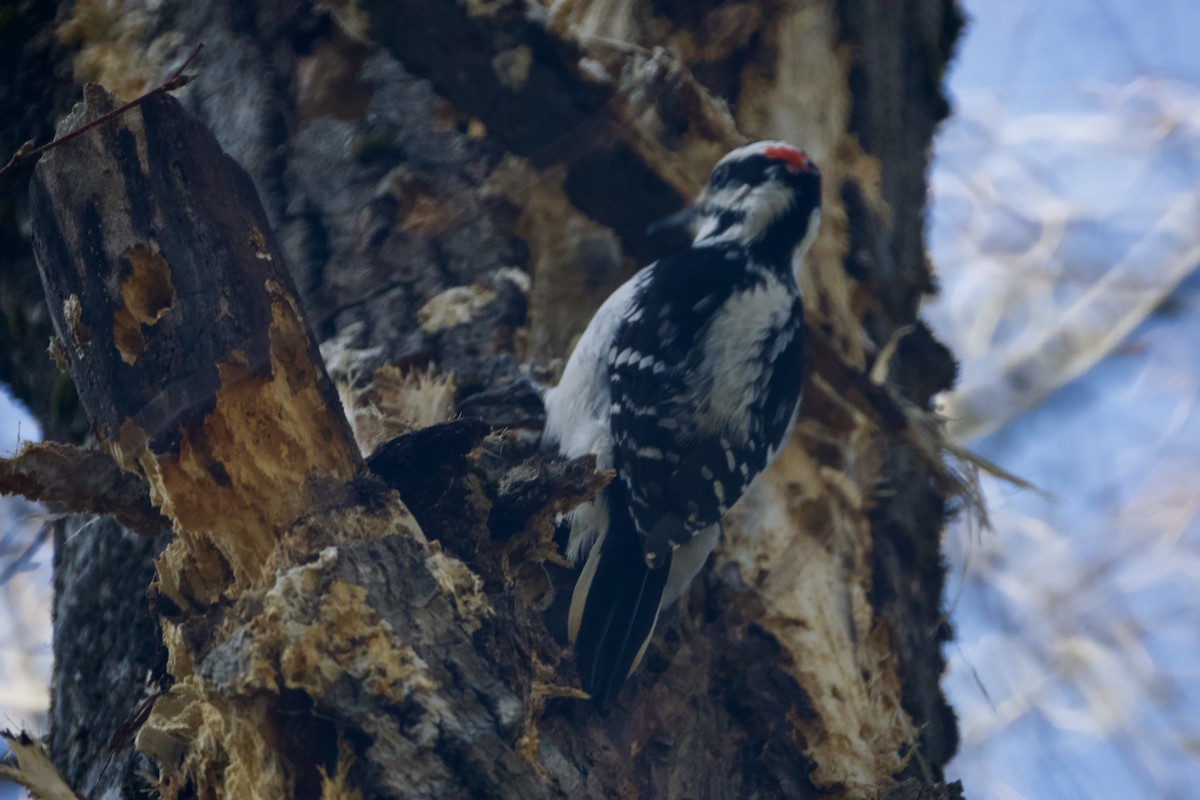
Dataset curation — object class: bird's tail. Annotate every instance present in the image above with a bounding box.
[568,517,670,710]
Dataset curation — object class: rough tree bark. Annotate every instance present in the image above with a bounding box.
[1,1,966,798]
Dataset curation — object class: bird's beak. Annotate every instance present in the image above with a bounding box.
[646,205,702,238]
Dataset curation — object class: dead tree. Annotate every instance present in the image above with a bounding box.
[1,1,966,797]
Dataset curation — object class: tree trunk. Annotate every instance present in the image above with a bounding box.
[1,1,965,798]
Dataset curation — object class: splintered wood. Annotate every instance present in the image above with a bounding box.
[29,84,365,593]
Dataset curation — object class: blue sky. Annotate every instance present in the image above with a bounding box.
[930,1,1200,797]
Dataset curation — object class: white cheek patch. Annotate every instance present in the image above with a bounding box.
[736,185,796,242]
[693,184,797,246]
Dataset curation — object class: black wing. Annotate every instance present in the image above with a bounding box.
[607,244,805,566]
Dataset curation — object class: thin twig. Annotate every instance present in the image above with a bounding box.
[0,521,51,586]
[0,43,204,181]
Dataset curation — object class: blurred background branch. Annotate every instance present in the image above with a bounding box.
[925,1,1200,797]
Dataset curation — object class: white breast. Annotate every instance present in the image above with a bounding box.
[543,267,651,562]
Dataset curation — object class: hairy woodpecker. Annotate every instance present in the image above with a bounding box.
[542,141,821,708]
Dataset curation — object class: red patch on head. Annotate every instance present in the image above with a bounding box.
[763,145,812,173]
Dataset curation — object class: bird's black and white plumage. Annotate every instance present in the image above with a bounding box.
[542,141,822,708]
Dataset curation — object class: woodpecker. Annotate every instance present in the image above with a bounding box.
[542,141,821,708]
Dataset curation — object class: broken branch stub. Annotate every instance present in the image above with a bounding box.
[23,80,558,800]
[0,441,167,534]
[28,84,364,591]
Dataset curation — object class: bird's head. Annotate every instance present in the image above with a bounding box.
[652,141,822,263]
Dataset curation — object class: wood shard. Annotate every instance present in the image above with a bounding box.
[249,226,272,260]
[63,293,90,351]
[135,677,292,799]
[418,284,498,332]
[0,730,81,800]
